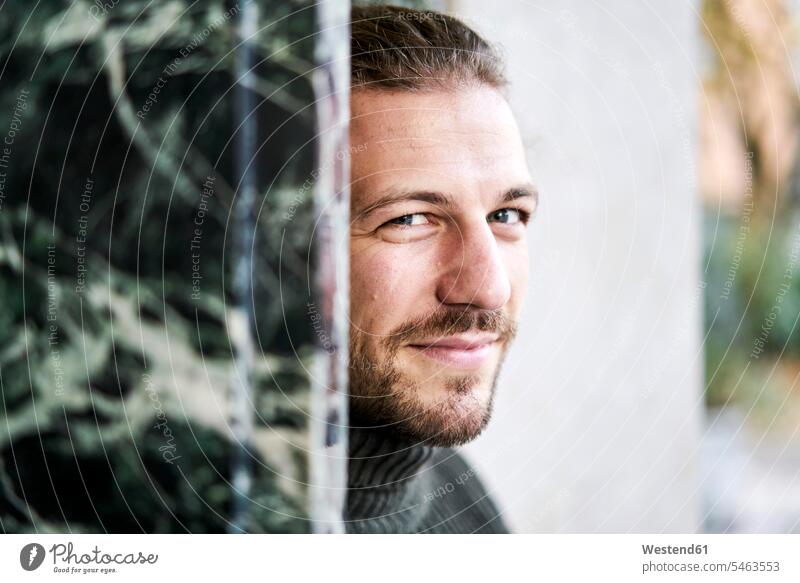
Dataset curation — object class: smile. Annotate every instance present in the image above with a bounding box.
[406,334,499,369]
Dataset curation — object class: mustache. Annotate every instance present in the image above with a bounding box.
[385,308,518,352]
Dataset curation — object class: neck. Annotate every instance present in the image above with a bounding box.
[346,426,435,520]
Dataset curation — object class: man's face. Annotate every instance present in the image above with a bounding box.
[348,85,535,447]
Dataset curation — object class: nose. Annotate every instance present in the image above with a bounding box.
[435,220,511,311]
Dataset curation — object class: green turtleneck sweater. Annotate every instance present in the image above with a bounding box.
[344,428,509,534]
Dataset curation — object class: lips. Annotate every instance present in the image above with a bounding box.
[406,334,499,369]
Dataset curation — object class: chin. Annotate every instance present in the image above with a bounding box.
[347,333,506,447]
[395,374,496,447]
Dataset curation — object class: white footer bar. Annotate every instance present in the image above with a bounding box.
[1,534,797,582]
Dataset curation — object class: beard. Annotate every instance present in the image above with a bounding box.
[348,307,517,448]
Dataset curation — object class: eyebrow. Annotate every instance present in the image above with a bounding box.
[503,184,539,205]
[354,183,539,220]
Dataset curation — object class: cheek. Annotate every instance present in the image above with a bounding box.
[350,243,431,335]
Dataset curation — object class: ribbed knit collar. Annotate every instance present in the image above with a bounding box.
[345,426,436,524]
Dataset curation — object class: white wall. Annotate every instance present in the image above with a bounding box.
[453,0,704,532]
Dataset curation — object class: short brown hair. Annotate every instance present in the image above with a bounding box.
[350,5,507,92]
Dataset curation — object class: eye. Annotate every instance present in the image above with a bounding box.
[488,208,528,225]
[386,213,430,227]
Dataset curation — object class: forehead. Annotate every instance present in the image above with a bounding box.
[349,86,530,202]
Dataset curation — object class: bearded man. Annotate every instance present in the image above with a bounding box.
[345,5,537,534]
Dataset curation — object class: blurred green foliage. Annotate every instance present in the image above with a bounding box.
[704,212,800,419]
